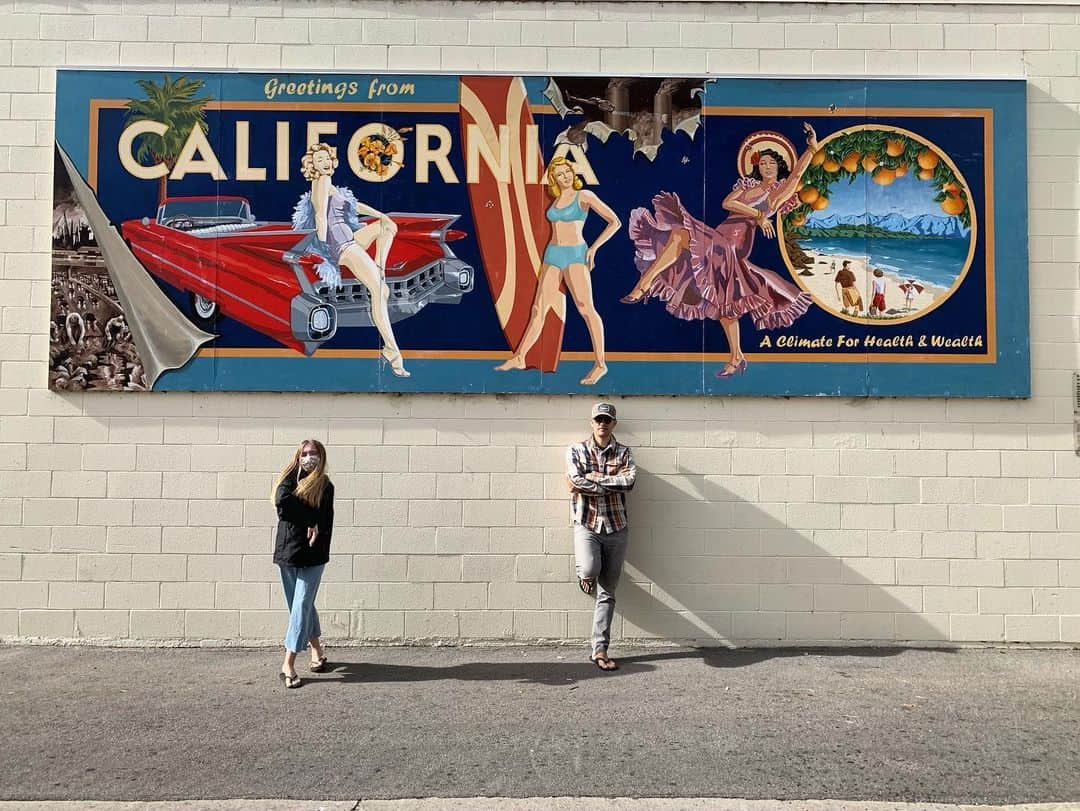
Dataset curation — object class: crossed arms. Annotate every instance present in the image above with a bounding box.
[566,445,637,495]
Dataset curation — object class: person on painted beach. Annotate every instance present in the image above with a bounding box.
[622,125,818,378]
[272,439,335,689]
[870,267,887,317]
[834,259,864,316]
[294,142,410,378]
[566,402,637,671]
[496,156,621,386]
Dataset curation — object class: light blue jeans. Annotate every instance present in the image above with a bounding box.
[573,525,629,654]
[279,563,325,653]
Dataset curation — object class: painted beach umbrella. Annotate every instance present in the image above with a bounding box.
[898,280,926,294]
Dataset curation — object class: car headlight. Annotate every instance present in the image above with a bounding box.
[309,305,333,337]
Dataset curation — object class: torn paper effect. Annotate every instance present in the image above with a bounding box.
[56,145,215,390]
[543,76,704,161]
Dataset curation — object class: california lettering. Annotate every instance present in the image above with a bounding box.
[116,118,597,185]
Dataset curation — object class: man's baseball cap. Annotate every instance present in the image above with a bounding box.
[591,402,617,420]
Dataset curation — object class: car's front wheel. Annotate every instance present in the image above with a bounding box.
[189,292,220,326]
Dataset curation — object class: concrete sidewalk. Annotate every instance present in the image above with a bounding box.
[3,646,1078,805]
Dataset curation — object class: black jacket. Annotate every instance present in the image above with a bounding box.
[273,469,335,568]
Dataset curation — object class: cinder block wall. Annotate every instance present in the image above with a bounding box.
[1,0,1077,646]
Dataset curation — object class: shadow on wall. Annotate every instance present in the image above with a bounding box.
[613,468,946,647]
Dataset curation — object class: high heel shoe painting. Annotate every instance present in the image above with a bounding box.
[380,347,411,378]
[715,358,748,378]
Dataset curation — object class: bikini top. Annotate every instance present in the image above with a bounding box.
[546,192,587,223]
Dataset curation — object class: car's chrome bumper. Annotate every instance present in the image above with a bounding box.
[312,257,475,327]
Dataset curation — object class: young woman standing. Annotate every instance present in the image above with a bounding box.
[272,439,335,688]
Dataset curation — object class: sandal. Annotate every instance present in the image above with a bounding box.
[590,652,619,672]
[309,656,328,673]
[278,671,302,689]
[579,577,596,595]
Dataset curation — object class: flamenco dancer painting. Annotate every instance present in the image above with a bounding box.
[622,124,819,378]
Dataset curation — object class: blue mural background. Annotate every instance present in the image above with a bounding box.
[53,71,1028,396]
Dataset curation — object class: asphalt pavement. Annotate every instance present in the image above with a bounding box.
[2,646,1078,806]
[1,802,1079,811]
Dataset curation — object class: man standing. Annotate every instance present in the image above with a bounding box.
[566,402,637,671]
[834,259,863,316]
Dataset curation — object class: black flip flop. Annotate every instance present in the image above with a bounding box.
[278,671,302,689]
[590,653,619,672]
[309,656,328,673]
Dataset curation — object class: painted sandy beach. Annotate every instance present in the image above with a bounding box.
[794,249,948,319]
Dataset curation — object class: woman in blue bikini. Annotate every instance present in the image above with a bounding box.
[496,157,621,385]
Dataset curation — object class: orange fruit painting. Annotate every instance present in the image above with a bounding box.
[941,194,966,216]
[872,167,897,186]
[917,149,940,170]
[784,124,975,245]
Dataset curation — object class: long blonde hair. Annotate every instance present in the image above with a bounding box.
[300,143,338,182]
[546,156,583,199]
[271,438,330,508]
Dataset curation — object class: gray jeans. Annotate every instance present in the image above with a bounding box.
[573,524,629,653]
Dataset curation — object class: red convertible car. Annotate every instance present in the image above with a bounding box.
[121,196,474,355]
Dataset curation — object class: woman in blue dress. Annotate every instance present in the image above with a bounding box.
[495,157,621,386]
[296,142,409,377]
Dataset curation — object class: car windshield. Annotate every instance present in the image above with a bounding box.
[158,199,251,223]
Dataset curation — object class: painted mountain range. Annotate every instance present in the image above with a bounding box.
[803,212,971,238]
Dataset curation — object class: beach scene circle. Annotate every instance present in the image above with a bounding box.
[778,125,976,326]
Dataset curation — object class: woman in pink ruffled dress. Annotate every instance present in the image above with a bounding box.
[621,123,819,378]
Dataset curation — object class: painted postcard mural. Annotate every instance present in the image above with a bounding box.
[51,71,1028,396]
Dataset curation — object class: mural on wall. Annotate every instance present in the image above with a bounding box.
[51,71,1028,396]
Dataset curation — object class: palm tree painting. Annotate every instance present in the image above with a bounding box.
[124,75,213,204]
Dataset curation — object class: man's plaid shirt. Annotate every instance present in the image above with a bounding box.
[566,436,637,533]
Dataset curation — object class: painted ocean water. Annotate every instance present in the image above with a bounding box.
[800,236,970,289]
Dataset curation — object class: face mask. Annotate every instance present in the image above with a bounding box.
[299,454,320,473]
